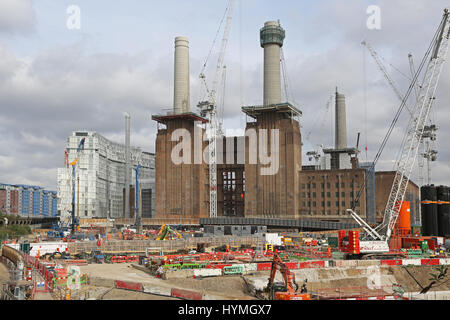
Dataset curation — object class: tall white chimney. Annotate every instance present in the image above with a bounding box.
[173,36,190,114]
[260,21,285,106]
[335,89,347,149]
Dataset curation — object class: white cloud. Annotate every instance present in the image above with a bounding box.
[0,0,36,35]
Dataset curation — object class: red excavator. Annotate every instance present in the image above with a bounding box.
[266,252,311,300]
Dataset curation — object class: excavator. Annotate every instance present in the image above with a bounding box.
[266,252,310,300]
[156,224,183,240]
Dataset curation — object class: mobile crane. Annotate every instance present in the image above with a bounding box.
[266,252,310,300]
[345,9,450,257]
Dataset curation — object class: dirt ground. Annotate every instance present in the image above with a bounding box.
[100,288,180,300]
[76,262,450,300]
[165,276,255,299]
[0,262,10,286]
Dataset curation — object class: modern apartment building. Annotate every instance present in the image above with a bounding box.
[57,131,155,220]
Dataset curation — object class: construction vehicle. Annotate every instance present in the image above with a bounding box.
[266,252,310,300]
[344,9,450,258]
[47,222,71,239]
[156,224,183,240]
[89,250,105,264]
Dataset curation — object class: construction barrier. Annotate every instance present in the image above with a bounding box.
[440,258,450,265]
[223,265,244,275]
[284,262,299,269]
[193,268,222,278]
[381,259,403,266]
[171,288,203,300]
[257,263,272,271]
[115,280,143,292]
[62,260,88,266]
[242,263,258,273]
[402,259,422,266]
[299,261,325,269]
[421,258,440,266]
[211,264,232,270]
[142,285,172,296]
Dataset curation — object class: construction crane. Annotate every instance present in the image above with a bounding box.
[197,0,235,218]
[266,252,310,300]
[347,9,450,253]
[362,40,413,117]
[69,137,85,235]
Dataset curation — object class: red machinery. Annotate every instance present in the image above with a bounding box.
[266,252,310,300]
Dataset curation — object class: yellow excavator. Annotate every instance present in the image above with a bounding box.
[156,224,183,240]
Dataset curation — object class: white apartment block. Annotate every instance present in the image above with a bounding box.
[57,131,155,220]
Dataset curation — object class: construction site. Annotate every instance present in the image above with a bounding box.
[1,2,450,302]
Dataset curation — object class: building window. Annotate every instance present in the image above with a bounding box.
[321,183,324,188]
[321,201,325,207]
[327,183,330,188]
[312,201,316,207]
[312,192,316,198]
[335,192,339,197]
[312,183,316,188]
[335,182,339,188]
[336,201,339,207]
[321,192,324,197]
[327,201,331,207]
[302,201,306,207]
[327,192,331,197]
[301,184,305,189]
[341,182,345,188]
[341,192,345,197]
[342,201,345,207]
[301,192,305,197]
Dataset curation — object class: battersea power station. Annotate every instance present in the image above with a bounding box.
[151,21,420,230]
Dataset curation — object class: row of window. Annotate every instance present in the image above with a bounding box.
[301,182,360,189]
[301,200,360,208]
[301,191,360,198]
[300,210,361,216]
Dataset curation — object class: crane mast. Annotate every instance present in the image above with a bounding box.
[198,0,235,218]
[378,9,450,241]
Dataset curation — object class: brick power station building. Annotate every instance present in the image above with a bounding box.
[151,21,420,227]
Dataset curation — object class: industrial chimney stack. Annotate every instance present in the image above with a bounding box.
[335,89,347,150]
[173,36,190,114]
[260,21,285,106]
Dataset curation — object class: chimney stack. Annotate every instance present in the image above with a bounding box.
[260,21,285,106]
[173,36,190,114]
[335,88,347,149]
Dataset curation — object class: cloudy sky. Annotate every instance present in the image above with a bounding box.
[0,0,449,190]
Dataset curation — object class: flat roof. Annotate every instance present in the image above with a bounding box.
[151,112,208,124]
[241,102,302,119]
